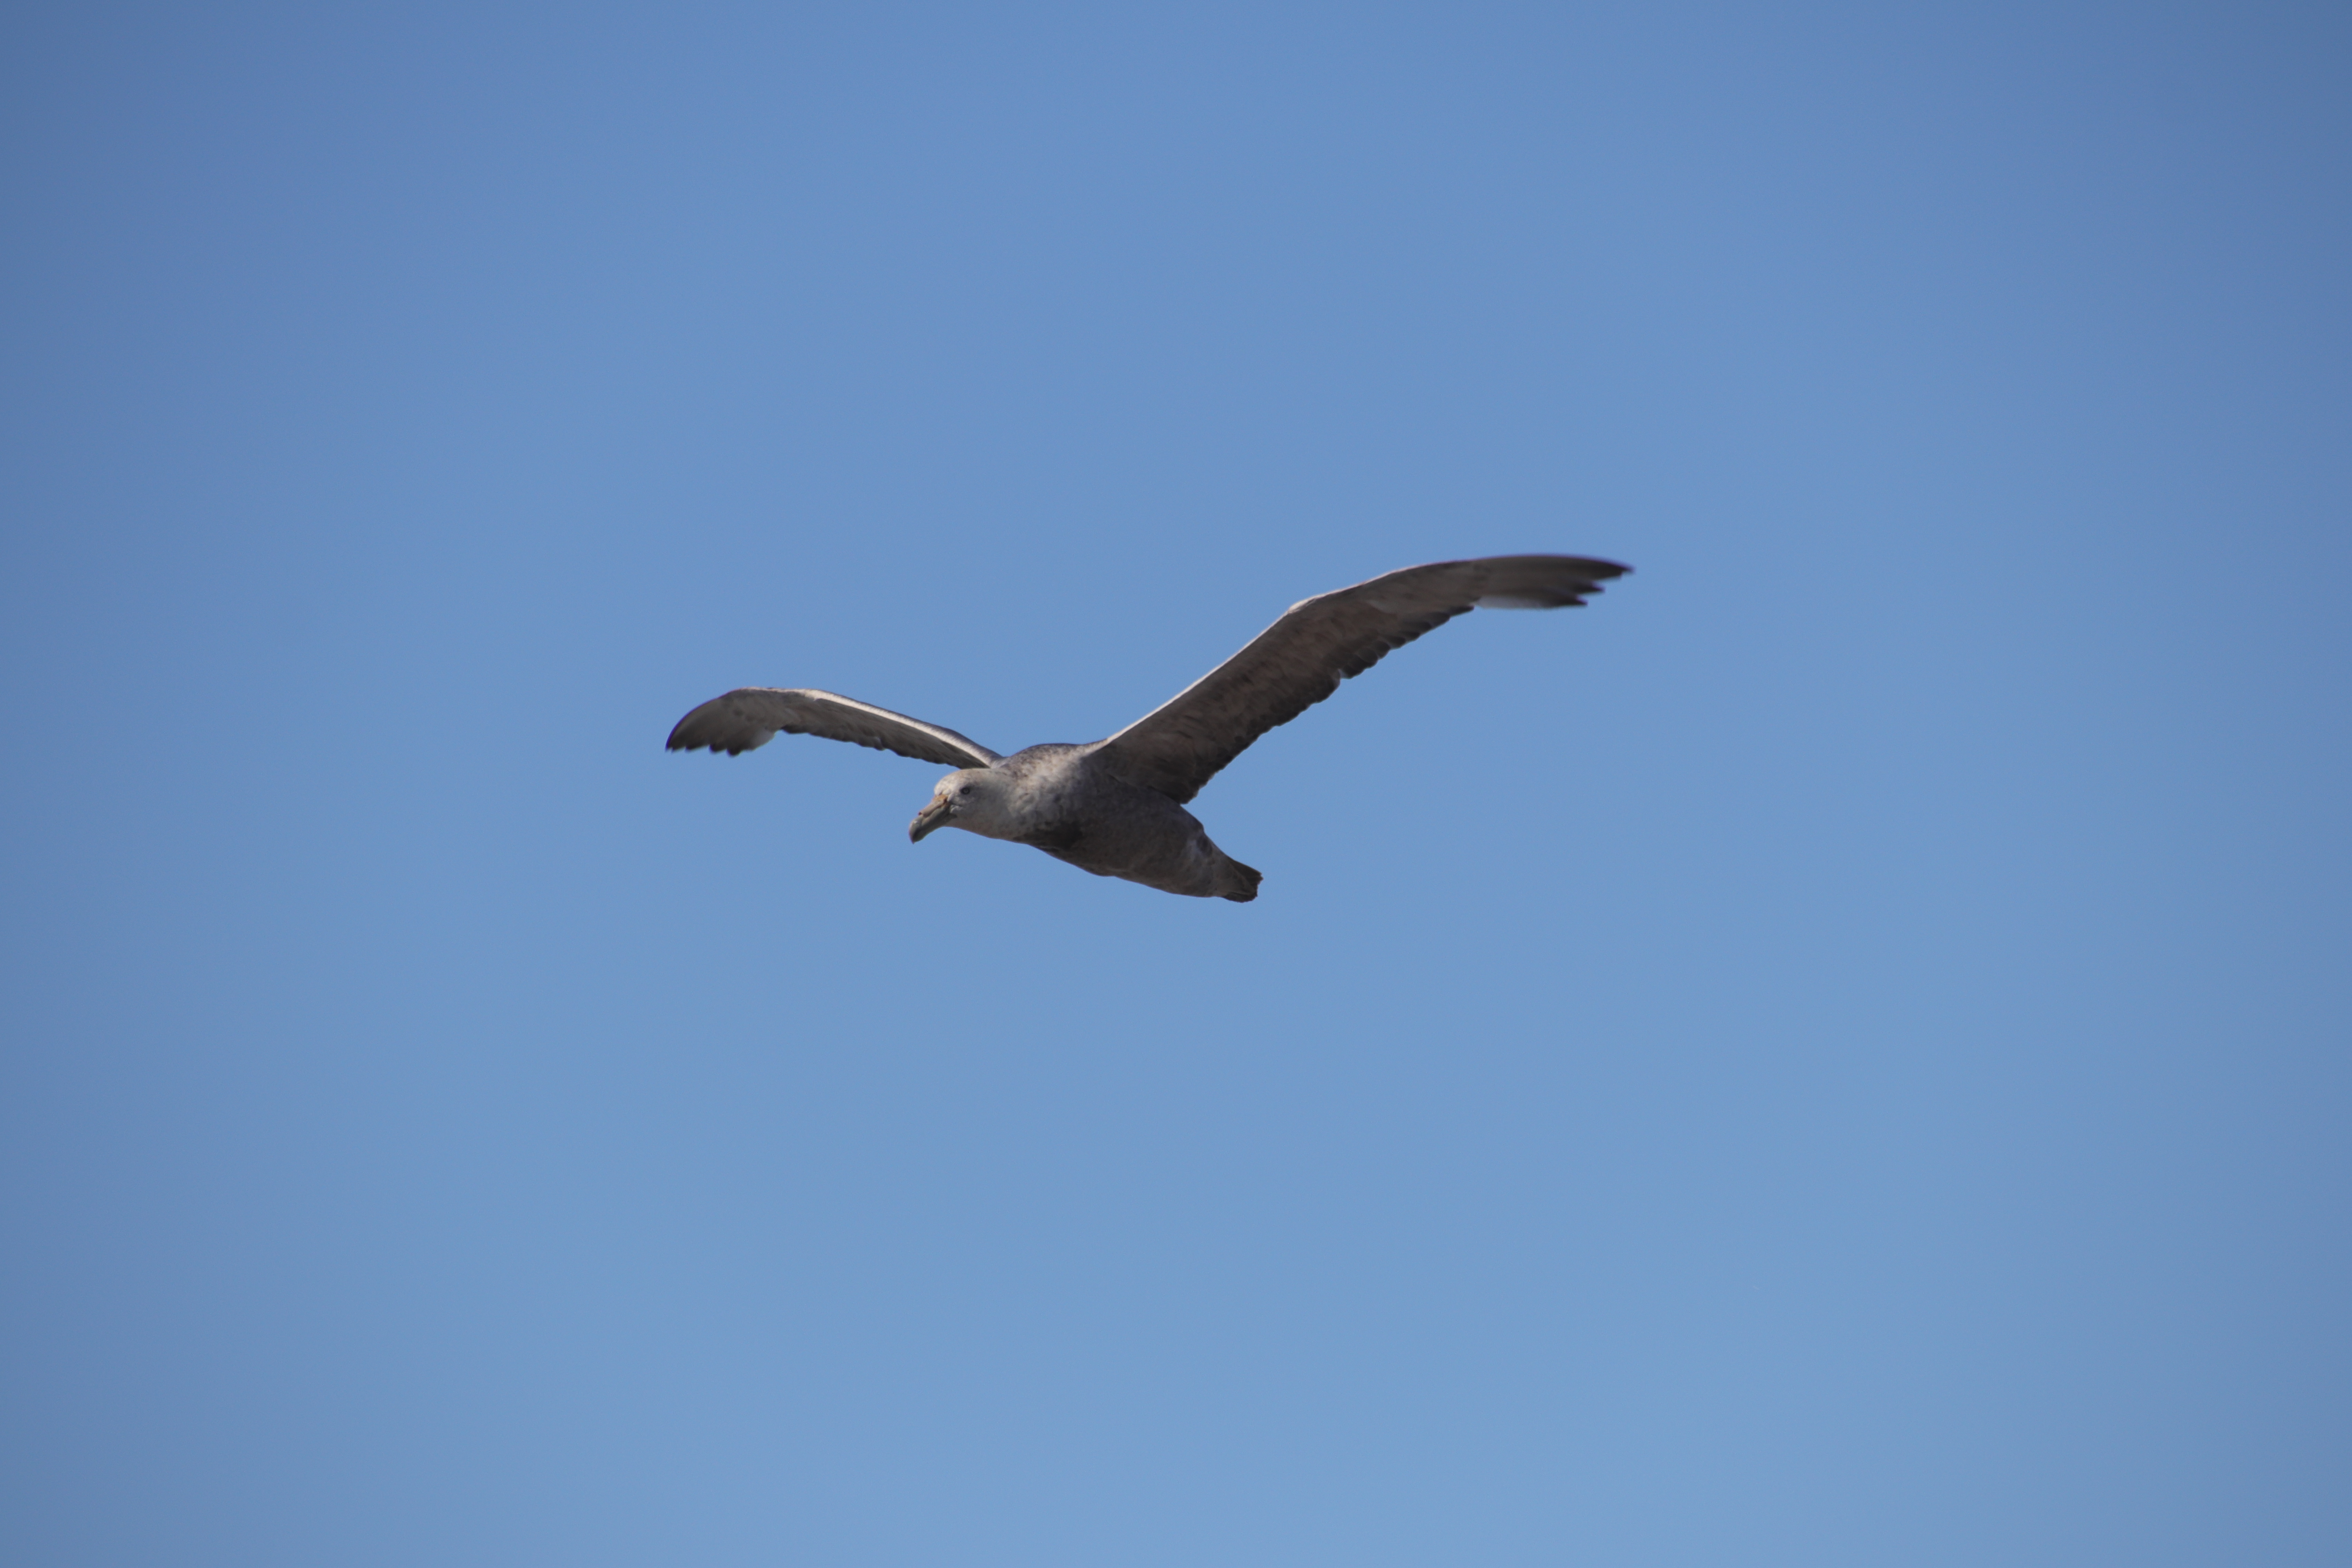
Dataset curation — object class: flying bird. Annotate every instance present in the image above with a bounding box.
[666,554,1630,902]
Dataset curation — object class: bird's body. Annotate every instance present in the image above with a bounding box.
[667,554,1628,902]
[919,744,1263,900]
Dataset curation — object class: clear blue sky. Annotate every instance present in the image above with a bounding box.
[4,4,2347,1564]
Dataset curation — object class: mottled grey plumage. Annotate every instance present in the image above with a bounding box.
[666,554,1629,901]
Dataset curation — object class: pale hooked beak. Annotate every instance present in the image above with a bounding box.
[909,797,952,843]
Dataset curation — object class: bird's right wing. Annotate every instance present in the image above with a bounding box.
[1090,555,1628,804]
[666,688,1001,768]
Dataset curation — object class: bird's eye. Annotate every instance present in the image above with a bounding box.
[958,785,973,797]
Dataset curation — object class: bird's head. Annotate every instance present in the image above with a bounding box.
[909,767,1006,843]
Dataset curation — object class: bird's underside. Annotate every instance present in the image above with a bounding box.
[666,553,1629,900]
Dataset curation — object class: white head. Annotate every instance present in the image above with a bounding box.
[908,767,1012,842]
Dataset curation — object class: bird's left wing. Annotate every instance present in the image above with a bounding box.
[666,688,1001,768]
[1089,555,1628,804]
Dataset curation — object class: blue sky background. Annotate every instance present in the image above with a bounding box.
[4,4,2348,1564]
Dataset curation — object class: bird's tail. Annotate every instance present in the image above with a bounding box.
[1217,857,1263,903]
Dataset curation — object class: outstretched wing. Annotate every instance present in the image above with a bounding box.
[1089,554,1628,804]
[666,688,1001,768]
